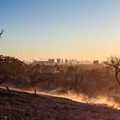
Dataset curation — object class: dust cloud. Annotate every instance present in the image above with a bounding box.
[45,89,120,109]
[1,86,120,110]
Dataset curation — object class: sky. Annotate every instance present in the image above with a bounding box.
[0,0,120,61]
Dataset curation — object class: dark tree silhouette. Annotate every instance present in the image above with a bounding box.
[29,64,40,96]
[0,29,3,37]
[67,66,85,91]
[104,56,120,86]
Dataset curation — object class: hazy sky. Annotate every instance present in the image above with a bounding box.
[0,0,120,61]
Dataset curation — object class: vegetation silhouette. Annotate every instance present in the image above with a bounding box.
[0,55,120,105]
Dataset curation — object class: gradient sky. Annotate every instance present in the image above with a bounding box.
[0,0,120,61]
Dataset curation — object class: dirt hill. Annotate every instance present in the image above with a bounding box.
[0,87,120,120]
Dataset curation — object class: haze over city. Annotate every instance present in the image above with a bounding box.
[0,0,120,61]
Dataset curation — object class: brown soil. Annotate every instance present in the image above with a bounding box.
[0,88,120,120]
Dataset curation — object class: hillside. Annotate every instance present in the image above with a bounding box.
[0,87,120,120]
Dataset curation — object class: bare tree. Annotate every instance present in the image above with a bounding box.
[0,29,3,38]
[104,56,120,86]
[28,64,55,95]
[29,64,40,96]
[67,66,85,91]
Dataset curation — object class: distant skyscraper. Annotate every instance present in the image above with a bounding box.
[65,59,68,64]
[57,59,60,64]
[61,59,63,64]
[48,59,55,64]
[93,60,99,65]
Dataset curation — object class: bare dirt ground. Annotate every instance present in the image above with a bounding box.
[0,88,120,120]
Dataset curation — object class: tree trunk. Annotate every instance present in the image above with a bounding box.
[115,71,120,86]
[6,86,10,94]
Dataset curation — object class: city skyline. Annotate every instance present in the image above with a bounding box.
[0,0,120,61]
